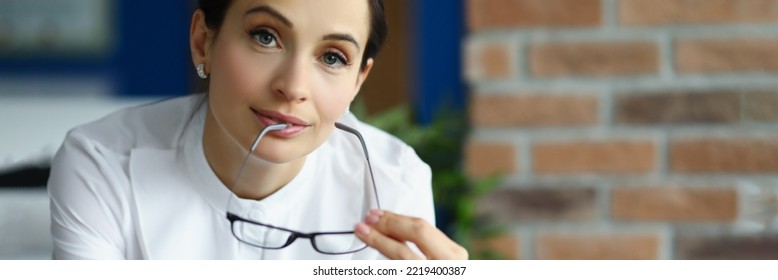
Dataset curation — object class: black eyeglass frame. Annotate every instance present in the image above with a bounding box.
[225,122,381,255]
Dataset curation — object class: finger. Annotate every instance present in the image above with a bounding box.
[364,209,468,260]
[354,223,424,260]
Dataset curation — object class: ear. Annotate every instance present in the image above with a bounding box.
[351,58,374,98]
[190,10,212,73]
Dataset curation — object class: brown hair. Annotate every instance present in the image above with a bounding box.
[197,0,386,72]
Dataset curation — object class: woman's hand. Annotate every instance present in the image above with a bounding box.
[354,209,468,260]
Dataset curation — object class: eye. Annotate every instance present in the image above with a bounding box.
[250,28,279,48]
[320,51,349,68]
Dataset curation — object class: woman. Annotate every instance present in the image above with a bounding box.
[48,0,467,260]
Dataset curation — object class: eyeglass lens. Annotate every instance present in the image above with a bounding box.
[226,122,378,254]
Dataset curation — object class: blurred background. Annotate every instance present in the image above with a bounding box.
[2,0,778,260]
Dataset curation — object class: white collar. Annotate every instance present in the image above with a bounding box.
[181,103,317,214]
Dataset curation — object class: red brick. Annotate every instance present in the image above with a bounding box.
[465,41,516,81]
[465,141,517,178]
[676,234,778,259]
[470,94,599,127]
[676,39,778,73]
[612,187,738,221]
[476,188,597,221]
[530,41,659,77]
[536,233,660,259]
[467,0,601,30]
[743,91,778,122]
[615,91,740,125]
[619,0,778,26]
[533,140,656,174]
[472,234,521,260]
[671,138,778,173]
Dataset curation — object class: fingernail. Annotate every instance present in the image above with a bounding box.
[365,214,381,225]
[356,223,371,235]
[369,209,384,217]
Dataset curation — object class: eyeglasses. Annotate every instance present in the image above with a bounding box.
[225,122,381,255]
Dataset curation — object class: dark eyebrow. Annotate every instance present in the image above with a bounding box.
[244,5,293,28]
[323,34,361,51]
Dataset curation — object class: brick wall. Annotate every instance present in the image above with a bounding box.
[464,0,778,259]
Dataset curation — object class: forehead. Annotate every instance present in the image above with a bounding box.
[228,0,371,40]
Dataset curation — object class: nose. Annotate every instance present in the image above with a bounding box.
[271,54,310,103]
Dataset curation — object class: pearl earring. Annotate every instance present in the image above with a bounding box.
[341,108,350,118]
[196,64,208,79]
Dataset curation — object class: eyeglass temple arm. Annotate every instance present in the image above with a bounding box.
[232,122,381,209]
[334,122,381,210]
[233,124,288,187]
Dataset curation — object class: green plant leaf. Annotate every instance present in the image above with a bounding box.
[354,99,507,258]
[472,174,503,197]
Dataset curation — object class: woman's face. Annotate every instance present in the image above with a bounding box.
[202,0,373,163]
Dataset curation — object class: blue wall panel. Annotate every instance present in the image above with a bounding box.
[412,1,466,124]
[0,0,193,97]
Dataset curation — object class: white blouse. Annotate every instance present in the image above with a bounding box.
[47,94,434,259]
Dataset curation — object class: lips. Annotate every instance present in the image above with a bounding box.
[251,109,311,138]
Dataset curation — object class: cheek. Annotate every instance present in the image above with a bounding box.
[311,72,357,122]
[210,43,276,102]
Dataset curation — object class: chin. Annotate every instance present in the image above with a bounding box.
[253,143,308,164]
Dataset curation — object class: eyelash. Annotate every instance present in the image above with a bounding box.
[320,50,350,69]
[249,28,280,48]
[247,27,352,70]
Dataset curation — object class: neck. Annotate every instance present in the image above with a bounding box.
[202,107,305,200]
